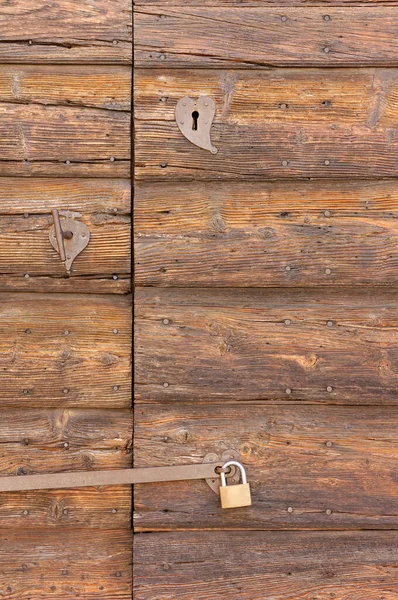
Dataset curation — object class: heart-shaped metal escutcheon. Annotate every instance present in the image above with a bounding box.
[175,96,218,154]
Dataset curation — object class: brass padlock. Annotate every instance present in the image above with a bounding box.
[219,461,252,509]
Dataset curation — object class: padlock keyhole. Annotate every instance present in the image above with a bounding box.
[192,110,199,131]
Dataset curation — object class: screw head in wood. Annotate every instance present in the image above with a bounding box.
[287,506,293,513]
[285,388,292,395]
[327,321,334,327]
[327,386,333,392]
[325,268,331,275]
[163,382,169,388]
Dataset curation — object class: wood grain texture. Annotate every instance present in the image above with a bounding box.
[0,103,130,178]
[135,404,398,530]
[136,0,398,4]
[135,67,398,179]
[0,0,132,64]
[136,287,398,404]
[135,179,398,287]
[0,409,131,528]
[0,65,131,111]
[0,293,131,407]
[134,531,398,600]
[0,210,130,292]
[135,7,398,68]
[0,529,132,598]
[135,68,398,127]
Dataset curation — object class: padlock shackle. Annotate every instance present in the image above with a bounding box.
[220,460,247,486]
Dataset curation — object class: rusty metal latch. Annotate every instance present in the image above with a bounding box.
[49,209,90,274]
[175,96,218,154]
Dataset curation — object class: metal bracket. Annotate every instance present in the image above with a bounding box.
[175,96,218,154]
[49,209,90,274]
[203,449,241,495]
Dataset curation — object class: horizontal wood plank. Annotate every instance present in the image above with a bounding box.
[0,103,130,178]
[136,68,398,127]
[135,404,398,530]
[136,287,398,404]
[0,529,132,598]
[0,409,131,528]
[135,179,398,287]
[134,531,398,600]
[135,7,398,68]
[0,65,131,111]
[136,0,398,4]
[0,293,131,407]
[0,0,132,64]
[135,67,398,179]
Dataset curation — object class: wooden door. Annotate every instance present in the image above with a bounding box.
[0,2,132,598]
[134,3,398,599]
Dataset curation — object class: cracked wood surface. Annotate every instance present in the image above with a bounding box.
[0,293,131,407]
[0,0,132,64]
[134,531,398,600]
[135,179,398,287]
[0,65,130,176]
[135,67,398,180]
[134,404,398,530]
[0,178,130,292]
[0,409,132,528]
[136,287,398,404]
[0,529,132,599]
[135,7,398,68]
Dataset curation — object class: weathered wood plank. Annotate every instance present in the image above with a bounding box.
[0,529,132,598]
[0,103,130,178]
[135,7,398,68]
[135,404,398,530]
[0,178,130,214]
[0,0,132,64]
[135,179,398,287]
[136,287,398,404]
[135,68,398,127]
[134,531,398,600]
[0,293,131,407]
[136,0,398,4]
[0,65,131,111]
[0,409,131,528]
[0,214,130,291]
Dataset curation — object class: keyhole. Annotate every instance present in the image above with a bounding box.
[192,110,199,131]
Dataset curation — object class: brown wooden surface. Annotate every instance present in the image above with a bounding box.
[0,103,130,178]
[0,409,131,528]
[135,65,398,180]
[0,212,130,292]
[136,0,398,4]
[0,0,132,64]
[0,529,132,598]
[135,179,398,287]
[135,8,398,68]
[134,531,398,600]
[0,293,131,407]
[0,65,131,110]
[134,404,398,530]
[136,287,398,404]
